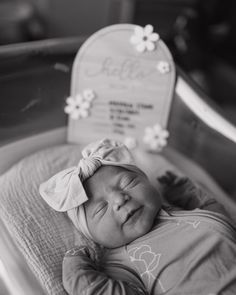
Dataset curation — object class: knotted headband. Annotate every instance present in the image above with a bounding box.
[39,138,142,239]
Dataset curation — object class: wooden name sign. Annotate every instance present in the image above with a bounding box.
[66,24,176,151]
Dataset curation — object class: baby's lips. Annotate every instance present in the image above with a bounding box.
[121,209,134,225]
[122,207,142,225]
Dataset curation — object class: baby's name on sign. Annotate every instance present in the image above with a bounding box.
[67,24,176,147]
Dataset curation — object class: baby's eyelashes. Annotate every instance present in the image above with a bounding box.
[93,193,131,218]
[120,175,139,190]
[93,202,108,218]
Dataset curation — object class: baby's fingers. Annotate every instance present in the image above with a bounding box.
[157,171,178,185]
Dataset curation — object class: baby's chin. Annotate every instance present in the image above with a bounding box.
[122,218,156,246]
[92,212,158,248]
[94,228,150,249]
[96,237,129,249]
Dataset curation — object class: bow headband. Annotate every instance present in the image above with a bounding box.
[39,138,137,212]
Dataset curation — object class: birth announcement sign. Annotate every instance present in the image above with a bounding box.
[66,24,176,150]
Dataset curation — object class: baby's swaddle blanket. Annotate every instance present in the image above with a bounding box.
[102,209,236,294]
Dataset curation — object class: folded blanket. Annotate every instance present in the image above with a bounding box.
[0,145,99,295]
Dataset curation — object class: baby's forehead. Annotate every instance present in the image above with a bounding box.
[96,165,148,188]
[86,164,142,188]
[83,164,147,195]
[83,166,130,202]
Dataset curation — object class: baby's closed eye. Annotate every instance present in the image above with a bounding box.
[120,175,139,190]
[93,202,108,218]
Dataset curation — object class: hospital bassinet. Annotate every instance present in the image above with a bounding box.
[0,28,236,295]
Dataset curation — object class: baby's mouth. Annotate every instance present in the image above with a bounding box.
[123,207,142,225]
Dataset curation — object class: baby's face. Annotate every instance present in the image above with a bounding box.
[83,165,162,248]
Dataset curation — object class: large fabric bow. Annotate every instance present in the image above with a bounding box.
[39,138,136,212]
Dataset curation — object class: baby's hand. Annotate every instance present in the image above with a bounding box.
[158,171,188,188]
[157,171,224,212]
[157,171,193,208]
[64,245,104,270]
[63,246,148,295]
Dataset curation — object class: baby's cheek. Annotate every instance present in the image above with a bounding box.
[149,189,162,208]
[139,209,156,233]
[95,222,122,245]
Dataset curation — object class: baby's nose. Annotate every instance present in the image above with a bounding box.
[113,194,130,211]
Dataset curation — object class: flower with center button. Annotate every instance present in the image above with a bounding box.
[143,123,169,152]
[64,89,96,120]
[83,89,96,101]
[156,61,170,74]
[130,24,160,53]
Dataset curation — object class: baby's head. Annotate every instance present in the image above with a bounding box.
[83,164,161,248]
[39,138,162,248]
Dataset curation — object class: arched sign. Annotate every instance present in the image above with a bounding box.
[66,24,176,151]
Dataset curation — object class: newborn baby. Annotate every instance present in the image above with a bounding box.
[39,138,236,295]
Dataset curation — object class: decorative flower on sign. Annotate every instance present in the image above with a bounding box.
[128,245,161,287]
[157,61,170,74]
[124,137,137,150]
[130,24,160,53]
[64,89,96,120]
[64,94,90,119]
[83,89,96,101]
[143,123,169,152]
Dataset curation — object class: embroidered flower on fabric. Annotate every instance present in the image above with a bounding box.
[64,89,96,120]
[124,137,137,150]
[130,24,160,53]
[128,245,162,288]
[143,124,169,152]
[156,61,170,74]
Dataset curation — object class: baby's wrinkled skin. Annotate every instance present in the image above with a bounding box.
[83,165,162,248]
